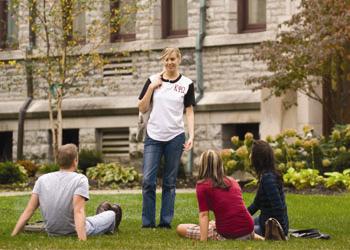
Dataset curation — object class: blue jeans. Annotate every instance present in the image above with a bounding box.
[253,216,263,236]
[142,133,185,227]
[86,211,116,235]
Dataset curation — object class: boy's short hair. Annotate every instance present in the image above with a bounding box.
[57,144,78,169]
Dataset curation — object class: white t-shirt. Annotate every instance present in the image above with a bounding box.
[138,74,195,141]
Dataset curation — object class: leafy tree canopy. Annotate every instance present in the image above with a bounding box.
[247,0,350,127]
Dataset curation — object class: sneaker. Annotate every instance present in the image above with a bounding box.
[157,223,171,229]
[264,218,287,240]
[110,204,122,231]
[141,225,156,229]
[96,201,112,214]
[95,201,122,232]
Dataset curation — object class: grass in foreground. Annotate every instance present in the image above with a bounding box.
[0,192,349,249]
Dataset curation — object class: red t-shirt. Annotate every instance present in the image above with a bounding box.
[196,177,254,238]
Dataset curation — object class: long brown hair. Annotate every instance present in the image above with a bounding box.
[198,150,230,189]
[251,140,282,185]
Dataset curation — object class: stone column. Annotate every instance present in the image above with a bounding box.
[296,89,323,135]
[259,88,283,139]
[79,128,97,150]
[136,0,161,40]
[224,0,238,34]
[86,1,109,45]
[18,2,29,49]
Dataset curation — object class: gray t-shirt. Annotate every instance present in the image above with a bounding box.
[33,171,89,235]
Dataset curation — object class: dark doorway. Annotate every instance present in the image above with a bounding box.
[48,129,79,161]
[62,129,79,148]
[0,132,13,162]
[222,123,260,148]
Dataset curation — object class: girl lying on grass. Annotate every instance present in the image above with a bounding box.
[176,150,264,241]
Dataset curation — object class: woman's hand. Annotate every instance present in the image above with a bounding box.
[184,106,194,151]
[150,70,165,90]
[183,137,193,151]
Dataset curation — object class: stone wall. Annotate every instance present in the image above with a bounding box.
[27,44,265,99]
[1,0,297,168]
[2,0,285,101]
[0,62,26,101]
[79,128,97,150]
[203,45,266,92]
[22,130,50,161]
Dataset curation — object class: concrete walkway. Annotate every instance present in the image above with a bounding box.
[0,188,195,197]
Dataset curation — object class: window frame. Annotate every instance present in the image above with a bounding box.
[0,0,7,49]
[161,0,188,38]
[62,0,74,43]
[29,0,37,47]
[238,0,266,33]
[110,0,136,43]
[0,0,18,50]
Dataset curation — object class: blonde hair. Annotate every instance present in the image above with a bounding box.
[160,47,182,61]
[57,144,78,169]
[198,150,230,189]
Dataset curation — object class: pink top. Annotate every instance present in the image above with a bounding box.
[196,177,254,238]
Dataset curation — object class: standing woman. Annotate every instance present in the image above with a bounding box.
[138,47,195,228]
[248,140,289,237]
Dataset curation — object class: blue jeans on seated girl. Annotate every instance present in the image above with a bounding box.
[254,216,263,236]
[142,133,185,227]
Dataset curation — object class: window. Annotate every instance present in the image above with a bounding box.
[0,0,18,49]
[110,0,136,42]
[0,132,13,161]
[238,0,266,33]
[161,0,188,38]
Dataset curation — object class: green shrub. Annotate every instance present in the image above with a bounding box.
[86,162,139,188]
[38,163,59,174]
[323,169,350,190]
[221,133,254,176]
[320,124,350,172]
[78,148,103,174]
[283,167,323,190]
[16,160,39,177]
[0,161,28,184]
[221,124,350,189]
[325,152,350,173]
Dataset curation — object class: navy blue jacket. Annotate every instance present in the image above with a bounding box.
[248,171,289,236]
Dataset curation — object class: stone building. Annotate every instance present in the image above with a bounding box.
[0,0,322,173]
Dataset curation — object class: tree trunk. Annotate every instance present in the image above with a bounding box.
[323,47,350,135]
[48,90,58,162]
[57,89,63,148]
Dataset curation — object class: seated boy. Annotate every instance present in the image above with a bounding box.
[11,144,122,240]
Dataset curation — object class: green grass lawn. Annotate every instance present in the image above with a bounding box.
[0,192,349,249]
